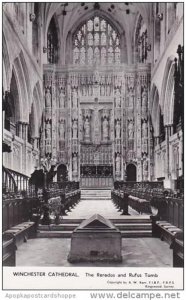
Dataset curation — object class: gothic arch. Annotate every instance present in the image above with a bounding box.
[46,14,60,64]
[13,56,29,121]
[65,9,127,65]
[2,32,11,91]
[9,66,23,123]
[151,84,160,137]
[133,13,149,64]
[126,163,137,182]
[160,57,176,125]
[19,50,32,109]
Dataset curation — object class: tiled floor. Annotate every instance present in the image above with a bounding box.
[16,237,172,267]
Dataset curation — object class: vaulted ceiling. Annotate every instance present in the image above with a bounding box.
[42,2,152,44]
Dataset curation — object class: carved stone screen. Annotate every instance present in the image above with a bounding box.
[41,16,151,187]
[42,64,151,186]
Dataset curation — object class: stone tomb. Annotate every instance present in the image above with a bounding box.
[68,214,122,262]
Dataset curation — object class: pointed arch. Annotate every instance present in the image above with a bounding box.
[66,9,127,65]
[2,32,11,90]
[19,50,32,109]
[133,13,149,64]
[9,66,23,123]
[160,56,176,125]
[13,56,29,121]
[150,84,160,137]
[47,14,60,64]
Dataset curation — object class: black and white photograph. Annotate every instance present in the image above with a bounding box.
[2,1,184,292]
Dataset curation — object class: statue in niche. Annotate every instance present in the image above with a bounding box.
[59,119,65,140]
[101,85,105,96]
[142,121,148,138]
[88,85,93,96]
[72,119,78,139]
[143,160,148,174]
[45,88,51,107]
[142,87,147,109]
[129,88,134,108]
[115,120,121,139]
[94,70,100,84]
[84,117,91,141]
[106,85,111,96]
[45,121,51,139]
[72,153,78,173]
[115,88,121,108]
[102,117,109,141]
[59,88,65,108]
[72,89,78,108]
[115,153,121,173]
[128,120,134,139]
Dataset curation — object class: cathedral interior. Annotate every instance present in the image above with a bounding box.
[2,3,184,271]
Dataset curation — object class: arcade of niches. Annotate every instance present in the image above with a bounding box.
[2,3,183,190]
[42,64,151,186]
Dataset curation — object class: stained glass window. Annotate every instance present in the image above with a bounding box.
[73,16,121,65]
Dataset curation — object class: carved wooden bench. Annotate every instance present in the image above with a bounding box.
[128,195,151,214]
[3,237,16,266]
[172,238,184,268]
[156,220,184,267]
[156,220,183,245]
[3,221,36,248]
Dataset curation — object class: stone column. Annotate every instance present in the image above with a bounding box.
[17,122,23,139]
[22,122,28,141]
[154,136,160,146]
[164,124,173,188]
[33,137,40,149]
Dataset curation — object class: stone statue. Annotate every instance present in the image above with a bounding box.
[94,70,100,83]
[115,89,121,108]
[72,89,78,108]
[142,121,148,138]
[59,119,65,139]
[72,153,78,173]
[102,117,109,140]
[129,88,134,107]
[128,120,134,139]
[84,117,91,141]
[115,120,121,139]
[115,153,120,173]
[45,121,51,139]
[101,85,105,96]
[59,89,65,108]
[72,119,78,139]
[45,88,51,107]
[143,160,148,172]
[142,88,147,107]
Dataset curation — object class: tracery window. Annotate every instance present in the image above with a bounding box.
[135,15,149,63]
[47,17,58,64]
[73,16,121,65]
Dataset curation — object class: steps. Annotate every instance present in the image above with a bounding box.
[37,216,152,238]
[81,189,111,201]
[37,190,152,238]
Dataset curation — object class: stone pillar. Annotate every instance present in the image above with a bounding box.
[17,122,23,139]
[33,137,40,149]
[164,124,174,188]
[154,136,160,146]
[22,122,28,141]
